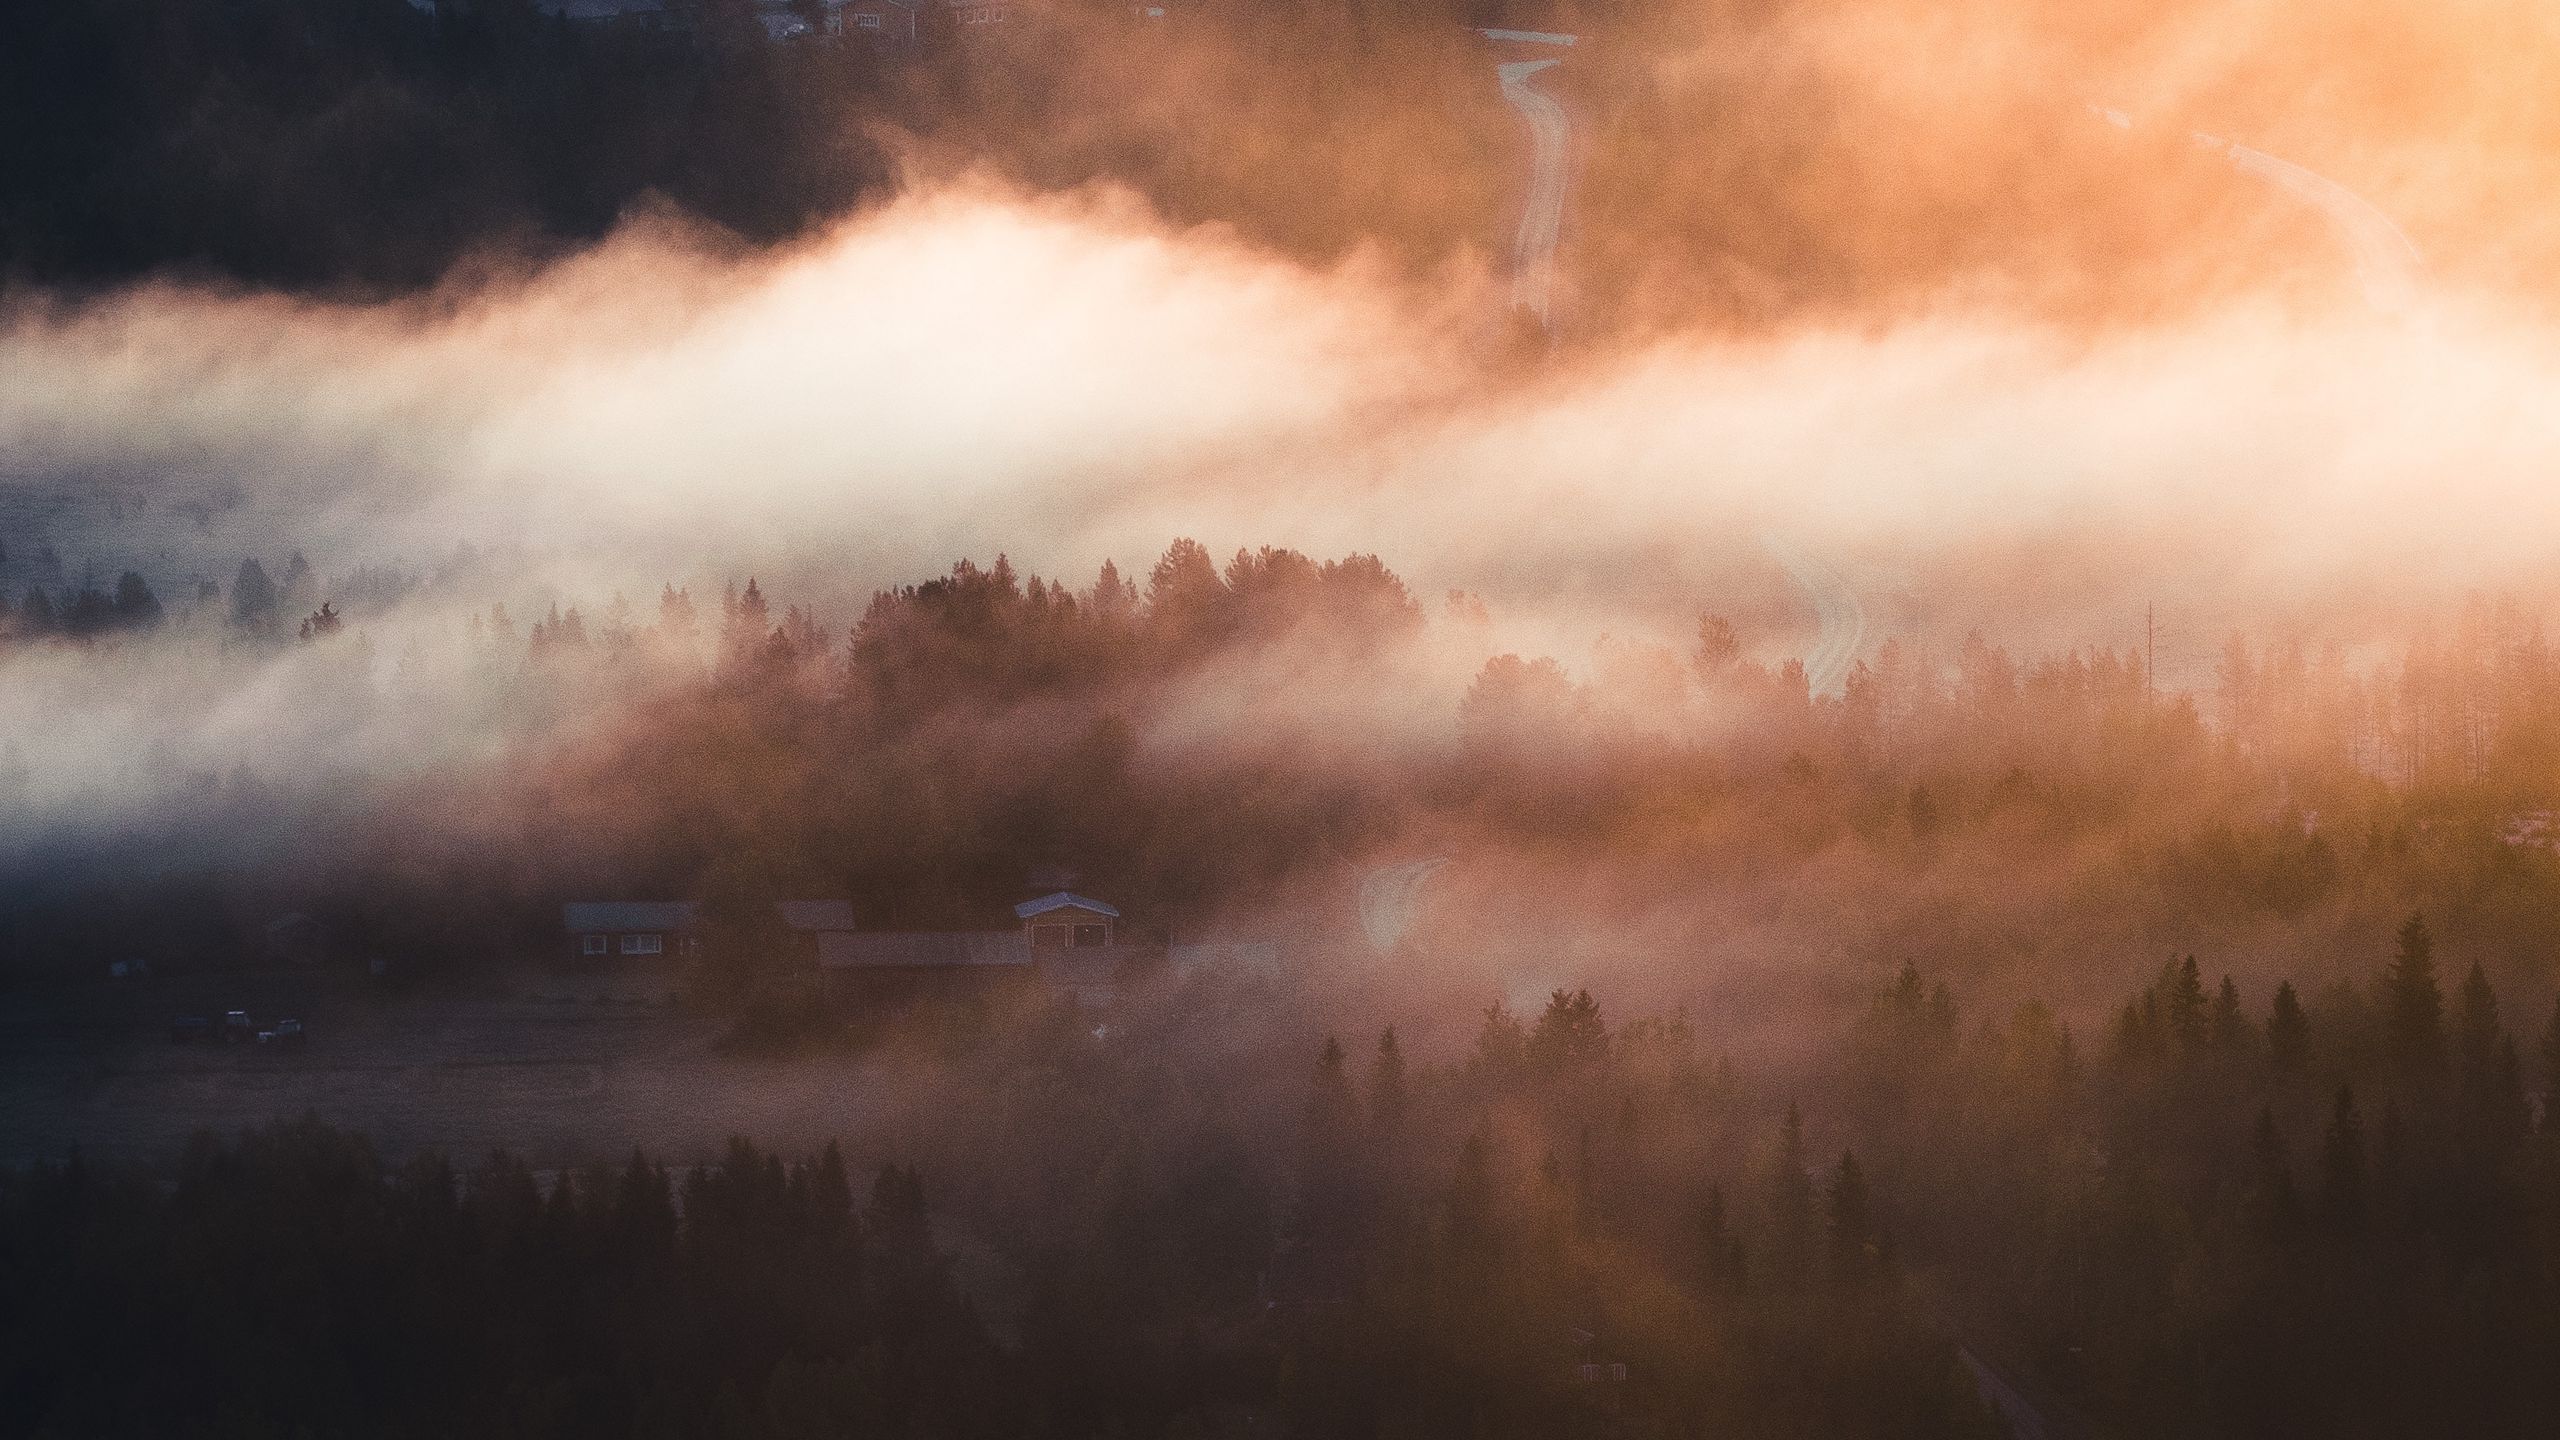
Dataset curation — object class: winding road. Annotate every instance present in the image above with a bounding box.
[1359,856,1450,954]
[2213,136,2425,317]
[1761,536,1869,697]
[1479,27,1870,696]
[1494,56,1572,328]
[2094,106,2426,317]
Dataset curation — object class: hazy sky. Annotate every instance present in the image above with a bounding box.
[6,0,2560,683]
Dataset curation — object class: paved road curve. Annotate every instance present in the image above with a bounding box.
[1495,56,1572,329]
[1480,28,1869,697]
[1762,535,1870,698]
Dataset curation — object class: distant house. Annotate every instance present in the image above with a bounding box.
[1015,891,1119,949]
[563,901,700,962]
[814,893,1136,1007]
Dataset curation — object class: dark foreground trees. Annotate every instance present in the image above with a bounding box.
[0,985,2006,1440]
[12,911,2560,1438]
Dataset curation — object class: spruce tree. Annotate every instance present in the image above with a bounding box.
[1825,1152,1874,1282]
[2268,981,2311,1074]
[110,571,161,630]
[1697,1185,1746,1294]
[2165,956,2209,1053]
[1300,1038,1361,1248]
[2211,976,2249,1052]
[1767,1103,1814,1281]
[2251,1108,2301,1237]
[2319,1087,2366,1232]
[2383,913,2446,1085]
[1367,1027,1406,1134]
[2454,963,2527,1154]
[2540,997,2560,1133]
[229,559,279,635]
[2457,962,2502,1086]
[1304,1038,1356,1147]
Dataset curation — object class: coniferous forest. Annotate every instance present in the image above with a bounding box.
[11,930,2560,1437]
[13,0,2560,1435]
[8,540,2560,1436]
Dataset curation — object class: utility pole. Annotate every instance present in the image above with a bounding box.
[2146,603,2155,712]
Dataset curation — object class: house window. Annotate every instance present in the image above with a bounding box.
[583,934,608,956]
[1073,924,1106,947]
[620,933,664,956]
[1032,924,1069,949]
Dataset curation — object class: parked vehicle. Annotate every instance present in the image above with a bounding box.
[254,1018,308,1049]
[168,1014,212,1043]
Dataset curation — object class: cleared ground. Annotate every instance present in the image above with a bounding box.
[0,972,909,1169]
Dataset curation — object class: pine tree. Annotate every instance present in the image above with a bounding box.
[2211,976,2249,1053]
[1528,989,1607,1077]
[2251,1108,2301,1237]
[110,571,161,630]
[1825,1151,1874,1282]
[2371,1102,2407,1230]
[612,1149,677,1265]
[2540,997,2560,1133]
[1767,1103,1814,1281]
[2268,981,2311,1074]
[1367,1027,1406,1134]
[657,583,697,642]
[2319,1087,2366,1232]
[1694,613,1741,678]
[2457,962,2502,1085]
[1306,1037,1356,1142]
[1300,1038,1361,1247]
[1445,1134,1495,1257]
[811,1141,855,1245]
[229,559,279,635]
[2453,963,2529,1155]
[2480,1038,2531,1159]
[1472,1002,1526,1079]
[2164,956,2209,1053]
[2383,913,2446,1084]
[1697,1185,1746,1294]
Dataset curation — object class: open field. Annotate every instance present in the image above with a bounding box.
[0,975,908,1169]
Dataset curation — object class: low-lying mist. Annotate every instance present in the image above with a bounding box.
[7,0,2560,1053]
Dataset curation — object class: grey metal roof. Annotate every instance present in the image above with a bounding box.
[777,900,858,932]
[817,931,1030,970]
[1014,892,1121,920]
[563,902,700,933]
